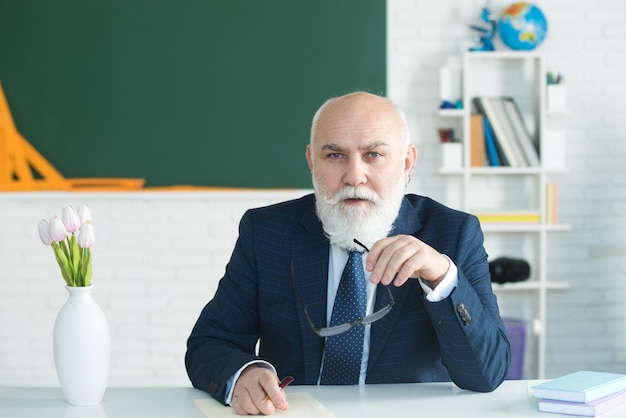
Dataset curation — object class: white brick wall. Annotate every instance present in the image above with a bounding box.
[1,0,625,387]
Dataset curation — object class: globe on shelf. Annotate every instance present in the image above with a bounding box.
[498,2,548,50]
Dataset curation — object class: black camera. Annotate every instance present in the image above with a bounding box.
[489,257,530,284]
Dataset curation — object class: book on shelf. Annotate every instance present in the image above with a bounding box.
[469,114,486,166]
[475,211,541,224]
[532,371,626,403]
[538,388,626,417]
[500,97,540,166]
[482,115,501,166]
[546,183,559,224]
[490,97,528,166]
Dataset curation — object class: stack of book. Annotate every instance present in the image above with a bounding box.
[532,371,626,417]
[471,96,540,167]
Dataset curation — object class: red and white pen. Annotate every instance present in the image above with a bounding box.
[261,375,294,404]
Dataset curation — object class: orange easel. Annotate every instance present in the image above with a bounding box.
[0,82,145,191]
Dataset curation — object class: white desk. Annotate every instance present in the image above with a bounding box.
[2,381,626,417]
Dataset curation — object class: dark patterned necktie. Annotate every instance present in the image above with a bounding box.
[320,251,367,384]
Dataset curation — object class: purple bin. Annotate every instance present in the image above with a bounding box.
[503,318,527,380]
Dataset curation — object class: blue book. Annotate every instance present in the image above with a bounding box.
[538,389,626,417]
[532,371,626,403]
[482,116,500,167]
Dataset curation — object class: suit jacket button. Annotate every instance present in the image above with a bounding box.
[209,381,220,393]
[457,303,471,325]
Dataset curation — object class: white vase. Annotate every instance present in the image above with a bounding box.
[53,284,110,406]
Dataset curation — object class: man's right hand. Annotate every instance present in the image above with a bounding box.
[231,365,288,415]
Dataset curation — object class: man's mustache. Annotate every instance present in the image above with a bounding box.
[323,186,381,205]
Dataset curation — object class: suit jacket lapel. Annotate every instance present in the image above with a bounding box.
[290,202,329,384]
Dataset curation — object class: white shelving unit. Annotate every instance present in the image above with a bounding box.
[438,51,569,379]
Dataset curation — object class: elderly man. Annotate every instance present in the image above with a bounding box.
[186,92,511,415]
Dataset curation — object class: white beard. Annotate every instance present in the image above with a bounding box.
[313,178,406,252]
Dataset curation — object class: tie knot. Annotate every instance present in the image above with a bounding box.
[348,250,363,262]
[346,251,364,275]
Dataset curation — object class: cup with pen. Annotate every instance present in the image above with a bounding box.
[439,128,462,170]
[546,71,566,112]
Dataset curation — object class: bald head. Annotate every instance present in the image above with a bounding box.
[310,92,410,150]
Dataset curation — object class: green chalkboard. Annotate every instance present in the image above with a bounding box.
[0,1,385,189]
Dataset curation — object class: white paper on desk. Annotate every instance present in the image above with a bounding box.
[194,391,336,417]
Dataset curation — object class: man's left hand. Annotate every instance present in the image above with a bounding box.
[365,235,450,288]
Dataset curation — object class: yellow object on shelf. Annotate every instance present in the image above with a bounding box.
[474,212,541,224]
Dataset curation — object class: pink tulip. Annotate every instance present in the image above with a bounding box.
[38,219,53,245]
[62,206,81,233]
[49,216,68,242]
[76,204,92,225]
[77,222,95,248]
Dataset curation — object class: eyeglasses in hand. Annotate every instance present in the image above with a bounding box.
[290,238,395,337]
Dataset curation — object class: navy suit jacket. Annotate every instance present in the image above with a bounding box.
[186,194,511,403]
